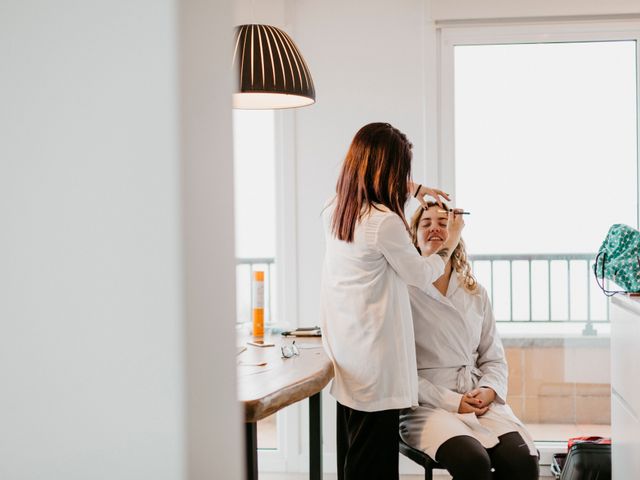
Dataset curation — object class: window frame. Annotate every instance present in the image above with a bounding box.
[436,20,640,465]
[251,109,302,472]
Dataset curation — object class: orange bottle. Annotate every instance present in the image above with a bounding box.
[252,271,265,337]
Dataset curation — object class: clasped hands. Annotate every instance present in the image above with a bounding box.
[458,387,496,416]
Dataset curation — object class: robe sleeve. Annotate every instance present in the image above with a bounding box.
[418,376,463,412]
[372,213,445,291]
[476,288,508,404]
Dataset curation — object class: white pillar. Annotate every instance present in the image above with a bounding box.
[0,0,241,478]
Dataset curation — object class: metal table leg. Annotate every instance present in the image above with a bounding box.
[309,392,322,480]
[245,422,258,480]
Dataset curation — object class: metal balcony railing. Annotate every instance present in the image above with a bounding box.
[236,253,607,334]
[468,253,605,335]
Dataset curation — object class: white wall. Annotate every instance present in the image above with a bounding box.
[0,1,241,479]
[235,0,286,26]
[291,0,430,329]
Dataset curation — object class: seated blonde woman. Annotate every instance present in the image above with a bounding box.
[399,203,538,480]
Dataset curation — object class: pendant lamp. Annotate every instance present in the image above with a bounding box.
[232,24,316,109]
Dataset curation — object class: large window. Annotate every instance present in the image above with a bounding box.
[454,40,637,333]
[442,25,639,449]
[233,109,278,450]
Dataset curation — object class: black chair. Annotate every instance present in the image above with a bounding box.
[399,437,442,480]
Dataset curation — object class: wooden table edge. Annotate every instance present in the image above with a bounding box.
[243,361,334,423]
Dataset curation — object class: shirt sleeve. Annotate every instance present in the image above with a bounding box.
[476,288,508,404]
[373,213,445,291]
[418,376,463,412]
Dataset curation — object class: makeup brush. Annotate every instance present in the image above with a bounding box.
[435,209,471,215]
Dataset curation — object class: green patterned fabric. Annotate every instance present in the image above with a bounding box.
[594,223,640,293]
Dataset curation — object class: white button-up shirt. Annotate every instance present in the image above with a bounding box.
[320,203,445,412]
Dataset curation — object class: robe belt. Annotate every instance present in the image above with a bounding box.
[417,364,483,394]
[456,365,483,393]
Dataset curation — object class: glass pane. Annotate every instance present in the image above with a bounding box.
[454,40,637,443]
[233,110,278,326]
[233,110,276,259]
[454,41,637,254]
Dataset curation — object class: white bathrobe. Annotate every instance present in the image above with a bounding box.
[399,274,536,460]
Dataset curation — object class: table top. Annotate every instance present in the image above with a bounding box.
[237,335,334,423]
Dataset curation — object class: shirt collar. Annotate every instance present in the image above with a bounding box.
[425,268,460,305]
[446,270,460,297]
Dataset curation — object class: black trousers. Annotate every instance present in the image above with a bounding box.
[435,432,539,480]
[336,401,400,480]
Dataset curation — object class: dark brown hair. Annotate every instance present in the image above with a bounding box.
[409,202,478,293]
[331,122,413,242]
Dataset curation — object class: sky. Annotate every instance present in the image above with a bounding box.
[233,109,277,259]
[454,40,637,255]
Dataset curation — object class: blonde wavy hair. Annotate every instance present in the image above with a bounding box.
[409,202,478,294]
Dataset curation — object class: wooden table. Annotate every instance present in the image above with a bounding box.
[237,336,334,480]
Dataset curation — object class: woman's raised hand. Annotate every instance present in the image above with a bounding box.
[447,209,465,243]
[434,209,465,264]
[408,182,450,209]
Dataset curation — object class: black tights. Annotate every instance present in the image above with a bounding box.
[435,432,539,480]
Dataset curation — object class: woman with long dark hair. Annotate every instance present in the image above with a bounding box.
[320,122,464,480]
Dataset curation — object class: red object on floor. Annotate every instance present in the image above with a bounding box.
[567,436,611,450]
